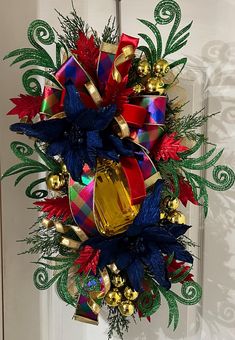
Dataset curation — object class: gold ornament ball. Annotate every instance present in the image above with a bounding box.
[124,287,139,301]
[137,59,151,77]
[112,275,126,288]
[105,289,122,307]
[118,300,135,317]
[61,163,68,175]
[168,211,186,224]
[46,173,66,191]
[167,198,180,211]
[146,77,165,94]
[154,59,170,77]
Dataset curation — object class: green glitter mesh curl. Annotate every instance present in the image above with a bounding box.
[137,279,202,330]
[1,141,61,199]
[4,20,67,95]
[138,0,192,77]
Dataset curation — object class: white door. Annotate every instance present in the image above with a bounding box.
[0,1,234,340]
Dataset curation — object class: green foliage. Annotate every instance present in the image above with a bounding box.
[167,108,219,141]
[1,141,61,199]
[107,306,130,340]
[56,1,118,49]
[4,20,66,95]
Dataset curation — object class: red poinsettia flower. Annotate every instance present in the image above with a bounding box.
[7,94,43,121]
[74,246,100,275]
[34,196,72,222]
[178,177,199,207]
[72,32,99,79]
[154,133,188,161]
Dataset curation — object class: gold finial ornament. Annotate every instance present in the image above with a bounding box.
[46,173,66,191]
[168,211,186,224]
[124,287,139,301]
[146,77,165,95]
[112,275,126,288]
[118,300,135,317]
[137,59,151,77]
[153,59,170,77]
[105,289,122,307]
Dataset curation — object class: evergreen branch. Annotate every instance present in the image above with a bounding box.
[107,306,130,340]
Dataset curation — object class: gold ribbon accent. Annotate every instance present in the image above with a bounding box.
[42,219,88,249]
[85,81,103,107]
[100,42,118,54]
[112,45,135,83]
[113,115,130,138]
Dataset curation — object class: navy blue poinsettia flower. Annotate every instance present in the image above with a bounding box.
[84,180,193,292]
[10,82,134,181]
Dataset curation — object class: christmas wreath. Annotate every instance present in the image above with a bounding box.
[2,0,234,339]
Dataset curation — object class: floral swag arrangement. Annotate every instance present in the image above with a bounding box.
[2,0,235,339]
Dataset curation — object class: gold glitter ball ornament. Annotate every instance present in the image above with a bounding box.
[112,275,126,288]
[168,211,186,224]
[137,59,151,77]
[146,77,165,95]
[105,289,122,307]
[118,300,135,316]
[124,287,139,301]
[46,173,66,191]
[154,59,170,77]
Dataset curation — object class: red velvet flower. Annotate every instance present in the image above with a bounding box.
[75,246,100,275]
[154,133,188,161]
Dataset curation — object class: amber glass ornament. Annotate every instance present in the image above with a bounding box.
[124,287,139,301]
[105,289,122,307]
[118,300,135,316]
[168,211,186,224]
[112,275,126,288]
[94,160,140,237]
[46,173,65,191]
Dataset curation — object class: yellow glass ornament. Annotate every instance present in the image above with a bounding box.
[168,211,186,224]
[46,173,65,191]
[154,59,170,77]
[118,300,135,317]
[112,275,126,288]
[105,289,122,307]
[94,160,140,237]
[146,77,165,95]
[137,59,151,77]
[124,287,139,301]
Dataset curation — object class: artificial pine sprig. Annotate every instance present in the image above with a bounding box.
[107,306,130,340]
